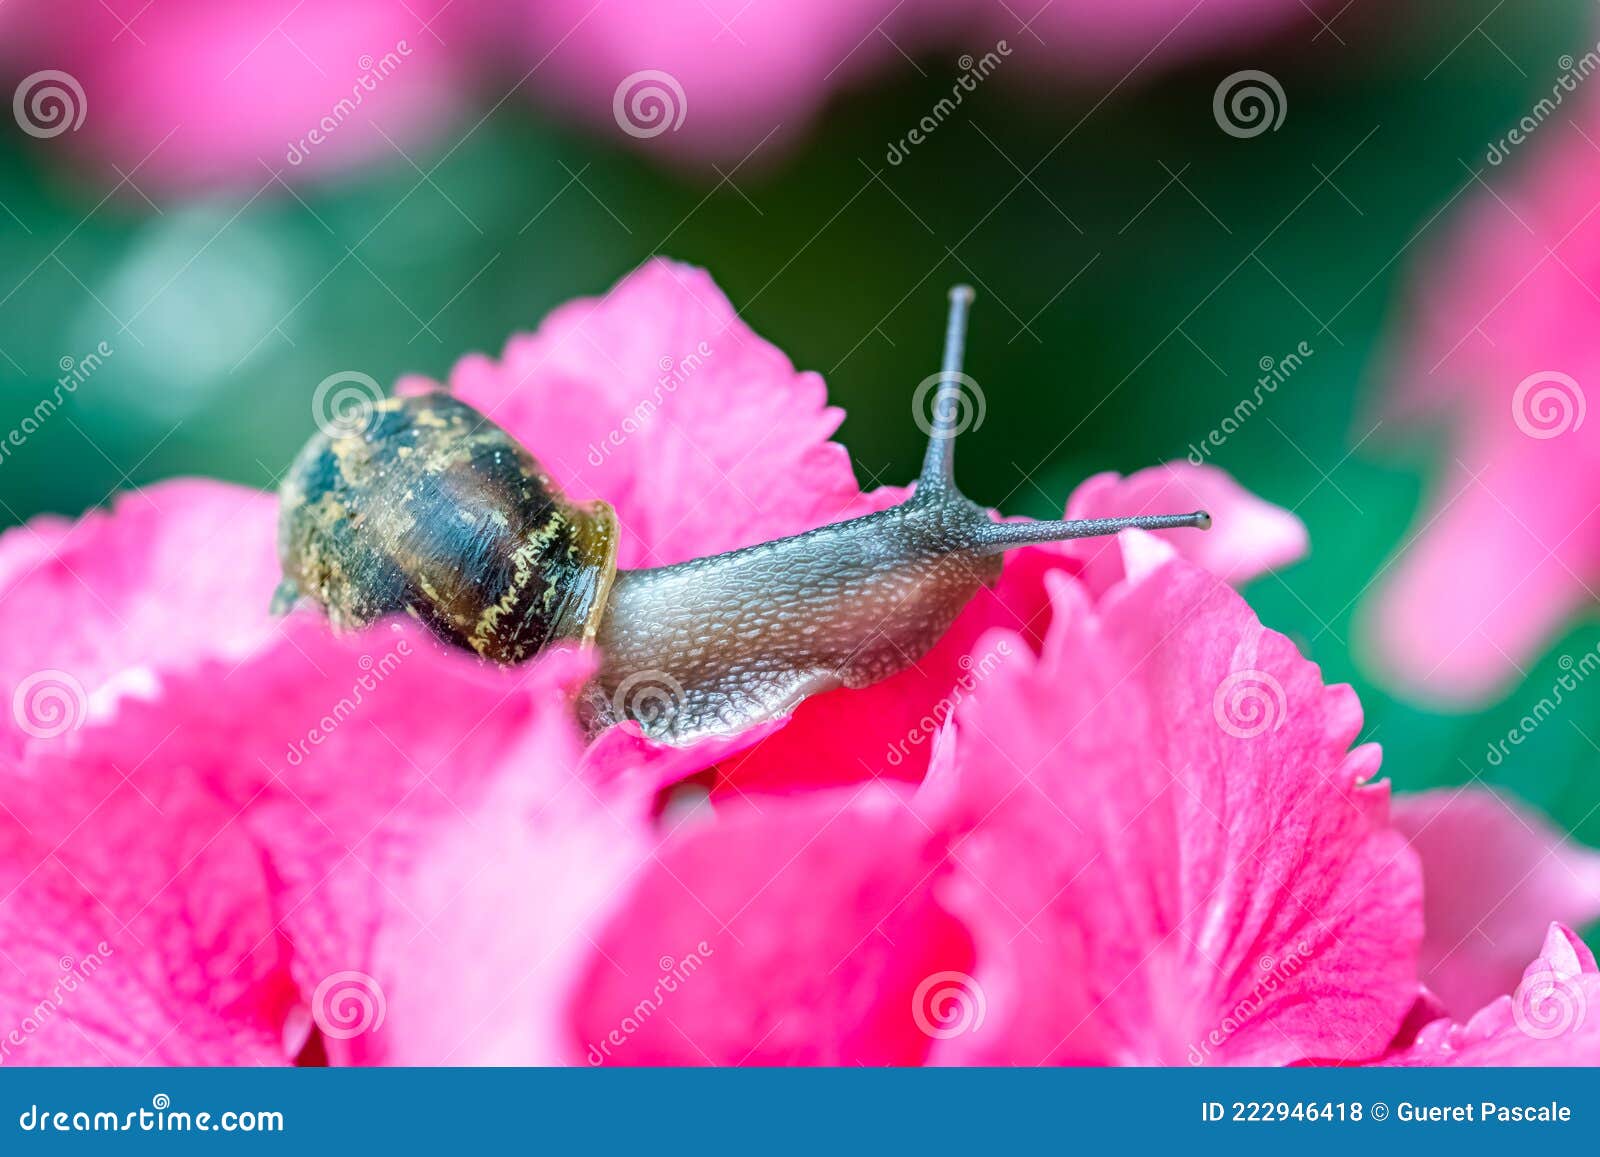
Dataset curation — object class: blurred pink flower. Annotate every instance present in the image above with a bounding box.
[1385,923,1600,1066]
[1393,788,1600,1019]
[503,0,1328,166]
[0,261,1590,1066]
[1362,122,1600,704]
[5,0,470,189]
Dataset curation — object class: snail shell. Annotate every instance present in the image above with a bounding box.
[275,392,618,664]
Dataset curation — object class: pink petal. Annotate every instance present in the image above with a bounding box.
[13,611,651,1065]
[13,0,468,189]
[1367,114,1600,703]
[1361,444,1597,704]
[1393,787,1600,1017]
[568,789,972,1065]
[1064,462,1307,594]
[1385,923,1600,1066]
[0,481,280,759]
[0,750,294,1064]
[437,258,874,568]
[932,561,1422,1066]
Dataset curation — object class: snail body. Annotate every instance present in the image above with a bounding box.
[277,288,1209,744]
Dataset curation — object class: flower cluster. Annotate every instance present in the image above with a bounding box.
[1,262,1597,1066]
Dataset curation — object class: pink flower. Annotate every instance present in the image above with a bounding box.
[575,544,1425,1065]
[0,260,1590,1067]
[1361,119,1600,704]
[1393,788,1600,1019]
[502,0,1330,166]
[1385,923,1600,1066]
[5,0,469,189]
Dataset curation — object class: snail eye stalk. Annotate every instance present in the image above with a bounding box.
[918,284,1210,554]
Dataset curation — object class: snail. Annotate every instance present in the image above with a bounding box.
[275,286,1209,744]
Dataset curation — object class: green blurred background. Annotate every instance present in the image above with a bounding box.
[1,0,1596,849]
